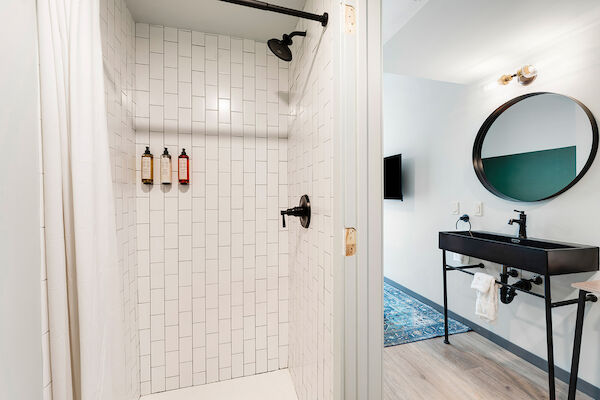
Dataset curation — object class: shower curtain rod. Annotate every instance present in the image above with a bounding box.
[219,0,328,26]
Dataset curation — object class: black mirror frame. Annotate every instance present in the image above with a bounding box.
[472,92,599,202]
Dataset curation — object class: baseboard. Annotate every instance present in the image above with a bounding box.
[384,277,600,399]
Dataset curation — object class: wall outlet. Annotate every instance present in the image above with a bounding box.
[451,201,460,215]
[474,202,483,216]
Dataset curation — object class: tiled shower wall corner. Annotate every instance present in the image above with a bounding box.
[134,24,290,395]
[288,0,337,399]
[100,0,141,397]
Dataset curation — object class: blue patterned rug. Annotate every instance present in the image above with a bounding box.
[384,281,470,347]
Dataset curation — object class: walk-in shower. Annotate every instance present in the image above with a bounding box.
[28,0,339,398]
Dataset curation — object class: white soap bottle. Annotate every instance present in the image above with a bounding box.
[161,147,172,185]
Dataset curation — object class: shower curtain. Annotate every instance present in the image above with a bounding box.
[37,1,131,399]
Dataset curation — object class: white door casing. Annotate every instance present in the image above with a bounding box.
[338,0,383,399]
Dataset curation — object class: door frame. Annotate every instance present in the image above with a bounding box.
[361,0,383,398]
[338,0,383,398]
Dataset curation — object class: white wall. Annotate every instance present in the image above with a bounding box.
[481,93,592,172]
[134,24,290,395]
[100,0,141,397]
[384,19,600,389]
[0,1,43,399]
[287,0,338,399]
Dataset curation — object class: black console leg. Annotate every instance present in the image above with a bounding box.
[544,275,556,400]
[568,290,588,400]
[442,250,449,344]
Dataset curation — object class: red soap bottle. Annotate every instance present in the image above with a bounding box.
[178,148,190,185]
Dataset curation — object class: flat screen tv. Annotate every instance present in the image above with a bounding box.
[384,154,403,200]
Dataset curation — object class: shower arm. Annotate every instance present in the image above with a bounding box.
[219,0,329,27]
[283,31,306,43]
[287,31,306,39]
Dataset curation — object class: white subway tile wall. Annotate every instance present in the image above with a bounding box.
[135,24,290,395]
[101,0,141,397]
[287,0,336,399]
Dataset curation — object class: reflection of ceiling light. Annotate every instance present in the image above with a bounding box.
[498,65,538,86]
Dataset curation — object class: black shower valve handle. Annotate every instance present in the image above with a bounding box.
[281,195,312,229]
[281,206,308,228]
[281,208,293,228]
[287,206,308,217]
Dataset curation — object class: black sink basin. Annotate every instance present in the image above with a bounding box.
[439,231,599,275]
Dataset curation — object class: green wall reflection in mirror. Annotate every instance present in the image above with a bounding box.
[473,93,598,202]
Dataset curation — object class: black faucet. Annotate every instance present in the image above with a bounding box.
[508,210,527,239]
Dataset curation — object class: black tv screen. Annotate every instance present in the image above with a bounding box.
[384,154,403,200]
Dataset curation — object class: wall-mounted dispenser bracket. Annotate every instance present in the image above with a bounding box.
[281,195,311,229]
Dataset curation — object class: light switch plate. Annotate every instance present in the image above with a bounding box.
[474,202,483,216]
[451,201,460,215]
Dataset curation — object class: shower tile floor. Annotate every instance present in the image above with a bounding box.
[141,370,298,400]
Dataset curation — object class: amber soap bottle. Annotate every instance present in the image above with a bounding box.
[161,147,172,184]
[179,148,190,185]
[141,146,153,185]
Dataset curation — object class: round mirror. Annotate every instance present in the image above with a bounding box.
[473,93,598,202]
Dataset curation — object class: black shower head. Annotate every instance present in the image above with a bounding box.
[268,37,292,62]
[268,31,306,62]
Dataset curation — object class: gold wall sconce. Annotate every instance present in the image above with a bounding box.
[498,65,538,86]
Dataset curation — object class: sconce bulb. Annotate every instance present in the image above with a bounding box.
[521,64,537,78]
[517,64,537,85]
[498,64,538,87]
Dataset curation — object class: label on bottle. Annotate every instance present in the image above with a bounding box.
[179,158,188,181]
[142,157,152,180]
[161,156,172,184]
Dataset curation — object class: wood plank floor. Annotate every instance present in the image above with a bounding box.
[384,332,592,400]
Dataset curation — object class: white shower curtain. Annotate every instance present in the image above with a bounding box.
[37,1,131,399]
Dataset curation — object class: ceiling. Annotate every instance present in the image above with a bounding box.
[126,0,307,42]
[383,0,600,85]
[381,0,428,45]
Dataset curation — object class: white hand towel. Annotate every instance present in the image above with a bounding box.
[471,272,499,322]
